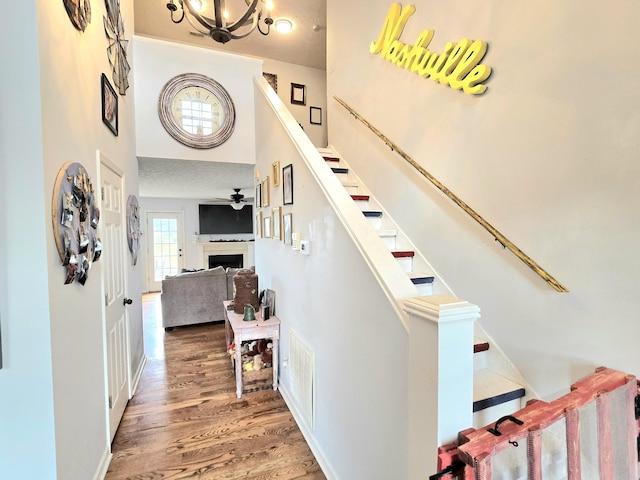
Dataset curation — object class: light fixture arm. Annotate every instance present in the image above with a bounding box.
[168,0,272,44]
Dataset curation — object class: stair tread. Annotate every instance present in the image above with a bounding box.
[331,167,349,174]
[323,156,340,162]
[363,211,383,217]
[341,180,359,187]
[376,229,397,237]
[473,338,490,353]
[473,369,525,411]
[351,194,370,201]
[408,273,434,284]
[392,250,415,258]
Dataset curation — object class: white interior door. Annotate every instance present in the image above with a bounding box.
[100,156,130,442]
[147,212,184,292]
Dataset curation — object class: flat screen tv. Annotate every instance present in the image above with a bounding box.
[198,204,253,234]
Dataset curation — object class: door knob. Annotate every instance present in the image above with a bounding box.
[123,297,133,305]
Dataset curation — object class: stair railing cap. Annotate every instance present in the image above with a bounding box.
[403,295,480,325]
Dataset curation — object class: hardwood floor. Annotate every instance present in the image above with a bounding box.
[105,293,326,480]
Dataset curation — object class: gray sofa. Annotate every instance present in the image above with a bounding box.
[161,267,245,330]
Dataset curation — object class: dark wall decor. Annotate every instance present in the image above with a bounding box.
[310,106,322,125]
[283,164,293,205]
[63,0,92,31]
[101,73,118,136]
[52,162,102,285]
[290,83,306,105]
[104,0,131,95]
[263,72,278,93]
[126,195,141,265]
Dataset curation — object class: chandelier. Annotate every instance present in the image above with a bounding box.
[166,0,275,44]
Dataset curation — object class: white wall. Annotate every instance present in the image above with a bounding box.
[1,1,143,478]
[328,0,640,399]
[133,36,262,165]
[254,89,409,479]
[262,58,328,148]
[0,1,57,477]
[138,197,255,292]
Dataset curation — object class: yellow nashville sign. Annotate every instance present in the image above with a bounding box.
[370,3,492,95]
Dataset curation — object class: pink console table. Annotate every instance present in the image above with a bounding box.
[223,300,280,398]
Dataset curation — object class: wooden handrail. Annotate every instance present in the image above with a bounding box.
[334,96,569,292]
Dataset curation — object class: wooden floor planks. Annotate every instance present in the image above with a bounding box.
[105,293,325,480]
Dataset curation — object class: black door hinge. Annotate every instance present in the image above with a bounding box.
[429,461,465,480]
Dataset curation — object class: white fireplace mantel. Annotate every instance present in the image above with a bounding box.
[200,241,253,268]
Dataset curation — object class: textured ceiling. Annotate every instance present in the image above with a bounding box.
[134,0,326,201]
[138,157,256,201]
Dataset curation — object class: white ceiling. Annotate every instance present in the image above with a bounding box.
[133,0,326,201]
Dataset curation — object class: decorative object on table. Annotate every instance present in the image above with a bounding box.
[243,304,256,321]
[126,195,141,265]
[283,213,292,246]
[101,73,118,136]
[158,72,235,149]
[282,164,293,205]
[272,207,281,240]
[233,269,259,314]
[310,106,322,125]
[261,176,270,207]
[271,160,280,186]
[165,0,274,44]
[265,289,276,316]
[52,162,102,285]
[263,216,271,238]
[103,0,131,95]
[290,83,306,106]
[63,0,92,31]
[263,72,278,93]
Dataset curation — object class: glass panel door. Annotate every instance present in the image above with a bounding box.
[147,212,184,291]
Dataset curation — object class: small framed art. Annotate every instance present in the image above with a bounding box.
[283,164,293,205]
[283,213,292,246]
[262,177,270,207]
[256,183,262,209]
[263,72,278,92]
[256,211,263,238]
[272,207,281,240]
[101,73,118,136]
[310,106,322,125]
[272,161,281,186]
[291,83,306,106]
[263,216,272,238]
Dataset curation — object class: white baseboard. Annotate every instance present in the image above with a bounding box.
[130,354,147,398]
[92,446,112,480]
[279,384,338,480]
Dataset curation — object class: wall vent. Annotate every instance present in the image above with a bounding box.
[289,329,315,429]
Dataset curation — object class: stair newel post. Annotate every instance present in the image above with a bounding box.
[404,295,480,480]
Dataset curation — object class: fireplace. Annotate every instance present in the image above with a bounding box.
[209,254,243,269]
[202,241,251,270]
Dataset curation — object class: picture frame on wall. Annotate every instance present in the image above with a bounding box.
[256,183,262,209]
[263,72,278,93]
[283,213,292,246]
[256,211,263,238]
[290,83,306,106]
[283,164,293,205]
[310,106,322,125]
[101,73,118,136]
[272,160,280,187]
[261,177,270,207]
[263,216,272,238]
[272,207,281,240]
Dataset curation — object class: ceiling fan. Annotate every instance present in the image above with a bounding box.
[211,188,253,210]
